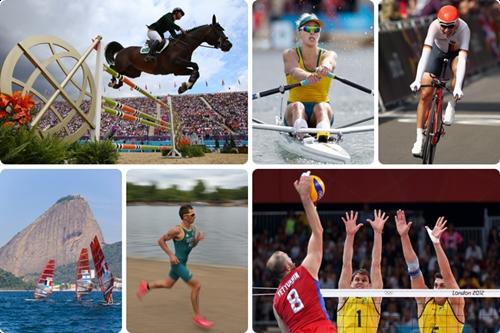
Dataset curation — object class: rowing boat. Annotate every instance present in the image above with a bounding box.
[253,117,373,163]
[252,73,374,163]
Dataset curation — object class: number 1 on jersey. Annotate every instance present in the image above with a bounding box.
[287,288,305,314]
[356,309,362,327]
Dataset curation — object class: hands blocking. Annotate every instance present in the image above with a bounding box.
[395,209,447,244]
[341,209,389,235]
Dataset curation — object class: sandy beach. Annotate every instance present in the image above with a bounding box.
[127,258,248,333]
[118,153,247,164]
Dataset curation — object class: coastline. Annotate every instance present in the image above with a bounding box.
[127,257,247,333]
[127,200,247,207]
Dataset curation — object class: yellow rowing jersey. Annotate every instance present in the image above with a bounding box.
[337,297,380,333]
[286,47,332,103]
[418,298,464,333]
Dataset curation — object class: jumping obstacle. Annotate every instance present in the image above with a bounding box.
[102,97,169,128]
[102,107,169,130]
[100,64,181,158]
[104,66,169,108]
[113,143,170,151]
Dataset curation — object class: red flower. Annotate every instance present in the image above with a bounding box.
[0,92,35,128]
[0,93,10,109]
[179,137,191,146]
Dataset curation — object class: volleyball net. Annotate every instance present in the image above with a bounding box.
[253,288,500,332]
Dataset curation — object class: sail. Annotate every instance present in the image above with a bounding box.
[33,259,55,299]
[90,236,114,304]
[75,248,93,300]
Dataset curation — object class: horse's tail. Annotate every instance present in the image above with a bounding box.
[104,41,124,66]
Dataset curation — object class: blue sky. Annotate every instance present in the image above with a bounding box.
[0,169,122,246]
[0,0,248,97]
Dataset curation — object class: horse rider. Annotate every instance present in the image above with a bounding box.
[146,7,186,62]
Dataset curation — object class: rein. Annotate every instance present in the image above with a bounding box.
[169,25,221,50]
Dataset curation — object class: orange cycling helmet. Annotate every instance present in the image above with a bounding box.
[437,5,459,26]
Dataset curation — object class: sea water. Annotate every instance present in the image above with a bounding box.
[0,291,121,333]
[127,205,247,268]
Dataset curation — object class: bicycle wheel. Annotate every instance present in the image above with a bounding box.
[422,99,437,164]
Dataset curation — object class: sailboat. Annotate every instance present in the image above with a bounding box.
[75,248,93,300]
[90,236,114,304]
[33,259,55,299]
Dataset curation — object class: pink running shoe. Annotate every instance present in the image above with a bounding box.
[192,315,214,329]
[136,280,149,300]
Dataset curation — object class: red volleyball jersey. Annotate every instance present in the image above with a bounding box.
[273,265,332,332]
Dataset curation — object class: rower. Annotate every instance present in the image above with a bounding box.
[283,13,336,143]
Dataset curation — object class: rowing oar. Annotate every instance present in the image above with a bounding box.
[338,116,374,129]
[252,118,267,124]
[252,81,307,100]
[327,73,373,95]
[253,73,373,100]
[252,123,374,135]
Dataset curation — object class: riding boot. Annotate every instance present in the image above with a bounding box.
[145,40,160,63]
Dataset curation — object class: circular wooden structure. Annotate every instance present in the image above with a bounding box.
[0,35,99,143]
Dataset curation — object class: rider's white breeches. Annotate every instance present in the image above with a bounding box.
[147,29,162,42]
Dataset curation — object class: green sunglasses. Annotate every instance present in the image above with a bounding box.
[300,26,321,33]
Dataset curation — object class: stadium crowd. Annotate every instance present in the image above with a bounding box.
[204,92,248,136]
[253,210,500,332]
[34,92,247,143]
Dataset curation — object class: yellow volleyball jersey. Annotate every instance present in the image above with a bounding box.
[286,47,332,103]
[418,298,464,333]
[337,297,380,333]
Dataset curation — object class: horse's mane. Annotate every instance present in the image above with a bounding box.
[184,24,211,34]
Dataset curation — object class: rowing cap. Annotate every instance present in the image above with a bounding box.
[296,13,324,30]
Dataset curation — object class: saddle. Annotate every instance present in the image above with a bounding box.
[139,39,167,54]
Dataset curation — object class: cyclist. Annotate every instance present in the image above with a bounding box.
[409,5,470,156]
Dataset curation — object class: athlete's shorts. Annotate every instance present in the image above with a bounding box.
[284,102,333,126]
[169,263,193,282]
[425,41,459,78]
[295,320,337,333]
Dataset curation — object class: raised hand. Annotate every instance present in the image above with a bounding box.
[395,209,413,236]
[294,173,311,200]
[431,216,448,240]
[367,209,389,234]
[342,211,362,236]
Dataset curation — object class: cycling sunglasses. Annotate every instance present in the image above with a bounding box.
[440,23,456,29]
[300,26,321,33]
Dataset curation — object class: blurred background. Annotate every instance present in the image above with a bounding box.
[378,0,500,163]
[253,169,500,333]
[252,0,374,164]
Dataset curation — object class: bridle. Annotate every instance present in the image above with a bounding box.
[169,24,228,50]
[201,24,228,49]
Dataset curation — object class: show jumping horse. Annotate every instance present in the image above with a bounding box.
[105,15,232,94]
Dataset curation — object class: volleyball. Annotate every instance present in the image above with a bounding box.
[310,175,325,202]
